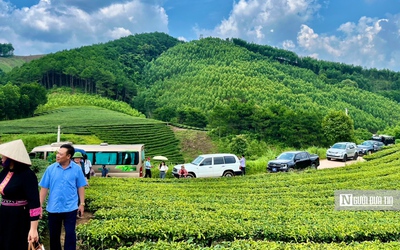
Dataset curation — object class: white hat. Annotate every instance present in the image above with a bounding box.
[0,139,32,165]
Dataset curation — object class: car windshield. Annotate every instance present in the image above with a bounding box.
[277,152,295,160]
[332,143,346,149]
[191,156,204,166]
[361,141,373,146]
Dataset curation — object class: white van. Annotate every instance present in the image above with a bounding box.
[172,153,242,178]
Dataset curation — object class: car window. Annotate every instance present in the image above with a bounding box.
[300,153,308,159]
[192,156,204,166]
[348,144,354,149]
[332,143,346,149]
[224,156,236,164]
[214,157,224,165]
[200,158,212,166]
[278,152,295,160]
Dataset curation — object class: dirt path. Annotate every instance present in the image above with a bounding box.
[318,157,365,169]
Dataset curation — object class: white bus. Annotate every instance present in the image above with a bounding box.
[30,142,145,177]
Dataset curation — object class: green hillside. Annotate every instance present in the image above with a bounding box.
[0,57,26,73]
[2,32,183,103]
[137,37,400,132]
[0,55,44,73]
[0,106,184,164]
[2,33,400,148]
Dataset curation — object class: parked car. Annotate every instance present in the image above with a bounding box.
[371,134,395,145]
[326,142,358,162]
[267,151,320,172]
[172,153,242,178]
[357,140,385,155]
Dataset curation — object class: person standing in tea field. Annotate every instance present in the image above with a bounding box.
[239,155,246,175]
[159,161,168,179]
[39,144,87,250]
[0,139,41,250]
[144,157,152,178]
[83,154,92,182]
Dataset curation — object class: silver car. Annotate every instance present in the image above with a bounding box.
[326,142,358,162]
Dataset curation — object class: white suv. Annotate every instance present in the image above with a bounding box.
[326,142,358,162]
[172,153,242,178]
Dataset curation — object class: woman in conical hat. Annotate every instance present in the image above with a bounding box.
[0,139,41,250]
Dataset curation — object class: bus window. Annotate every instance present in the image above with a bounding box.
[29,152,45,160]
[117,152,134,165]
[95,152,118,165]
[86,152,95,164]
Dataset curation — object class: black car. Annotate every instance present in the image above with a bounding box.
[267,151,320,172]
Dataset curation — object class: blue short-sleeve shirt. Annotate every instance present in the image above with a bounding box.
[39,160,87,213]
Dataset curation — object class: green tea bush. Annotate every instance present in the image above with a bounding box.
[116,240,400,250]
[35,92,145,118]
[76,149,400,249]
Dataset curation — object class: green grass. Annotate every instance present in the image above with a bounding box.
[0,57,26,72]
[173,129,218,162]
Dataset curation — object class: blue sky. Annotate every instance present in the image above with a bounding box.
[1,0,400,71]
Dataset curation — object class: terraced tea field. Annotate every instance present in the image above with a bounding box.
[77,144,400,249]
[0,106,184,164]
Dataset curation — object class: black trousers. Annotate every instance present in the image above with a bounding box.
[145,168,152,178]
[48,210,78,250]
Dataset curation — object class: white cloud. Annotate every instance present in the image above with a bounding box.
[107,27,132,39]
[177,36,187,42]
[282,39,295,49]
[338,22,356,35]
[195,0,321,44]
[193,0,400,71]
[295,16,400,70]
[0,0,168,55]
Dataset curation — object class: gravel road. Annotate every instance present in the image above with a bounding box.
[318,157,365,169]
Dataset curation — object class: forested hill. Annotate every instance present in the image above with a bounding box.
[2,32,400,147]
[231,38,400,100]
[2,32,183,104]
[135,37,400,138]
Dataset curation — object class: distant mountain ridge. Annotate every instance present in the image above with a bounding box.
[0,55,45,73]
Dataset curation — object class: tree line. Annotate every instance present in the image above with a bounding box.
[1,33,182,104]
[0,43,14,57]
[0,82,47,120]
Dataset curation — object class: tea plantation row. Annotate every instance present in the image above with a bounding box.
[0,106,184,164]
[76,144,400,249]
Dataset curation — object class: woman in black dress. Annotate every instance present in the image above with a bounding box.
[0,139,41,250]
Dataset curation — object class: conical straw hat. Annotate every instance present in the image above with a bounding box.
[0,139,31,165]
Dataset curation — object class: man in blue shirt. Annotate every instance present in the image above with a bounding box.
[39,144,87,250]
[144,157,152,178]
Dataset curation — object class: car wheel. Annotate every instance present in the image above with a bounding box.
[310,163,317,169]
[342,155,347,162]
[223,171,234,177]
[186,173,195,178]
[327,157,331,161]
[353,153,358,160]
[287,167,295,172]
